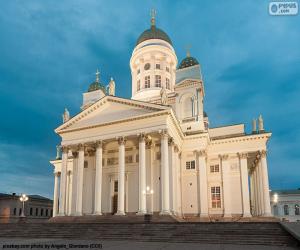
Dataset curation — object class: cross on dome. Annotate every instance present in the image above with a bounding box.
[185,44,192,57]
[150,9,156,26]
[95,69,100,83]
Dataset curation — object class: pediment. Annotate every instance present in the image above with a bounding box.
[55,96,169,133]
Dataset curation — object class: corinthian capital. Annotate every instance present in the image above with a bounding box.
[61,145,69,154]
[159,129,169,139]
[138,133,146,142]
[238,152,248,159]
[219,154,229,160]
[259,150,267,158]
[117,136,126,145]
[194,150,206,157]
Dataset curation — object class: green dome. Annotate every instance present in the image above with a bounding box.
[136,25,172,46]
[178,56,199,69]
[88,81,106,93]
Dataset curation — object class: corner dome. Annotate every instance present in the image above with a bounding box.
[88,81,106,93]
[136,25,172,46]
[178,55,199,69]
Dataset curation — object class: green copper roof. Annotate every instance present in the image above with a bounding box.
[88,81,106,93]
[136,25,172,46]
[178,56,199,69]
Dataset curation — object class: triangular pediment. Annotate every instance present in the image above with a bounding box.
[55,96,169,133]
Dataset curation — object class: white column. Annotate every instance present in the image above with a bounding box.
[53,172,60,217]
[94,141,103,215]
[220,154,231,217]
[137,134,147,214]
[116,137,126,215]
[257,160,265,216]
[239,153,251,217]
[172,146,178,215]
[75,144,84,216]
[160,130,170,215]
[168,138,174,214]
[58,146,68,216]
[260,150,272,216]
[254,167,261,216]
[197,150,209,217]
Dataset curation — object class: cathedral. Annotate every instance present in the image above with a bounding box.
[50,13,272,219]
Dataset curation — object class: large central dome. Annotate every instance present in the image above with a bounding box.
[136,24,172,46]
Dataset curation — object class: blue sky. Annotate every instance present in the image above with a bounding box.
[0,0,299,198]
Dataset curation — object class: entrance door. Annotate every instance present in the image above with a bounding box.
[112,180,118,214]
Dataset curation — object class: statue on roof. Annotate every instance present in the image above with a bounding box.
[108,77,115,96]
[258,114,264,132]
[160,86,168,105]
[62,108,70,123]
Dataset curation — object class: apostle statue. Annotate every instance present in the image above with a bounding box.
[160,86,168,105]
[62,108,70,123]
[258,114,264,132]
[108,77,115,96]
[252,118,257,134]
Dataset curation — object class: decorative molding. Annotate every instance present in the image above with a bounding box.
[168,137,174,146]
[193,150,206,157]
[146,140,153,149]
[211,133,271,145]
[61,146,69,154]
[95,140,103,148]
[159,129,169,139]
[72,152,78,158]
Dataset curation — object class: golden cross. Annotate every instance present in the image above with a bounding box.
[185,44,192,57]
[95,69,100,82]
[150,9,156,26]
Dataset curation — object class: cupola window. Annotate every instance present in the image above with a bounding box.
[137,69,140,74]
[166,66,170,72]
[145,76,150,88]
[155,75,161,87]
[156,64,161,69]
[144,63,150,71]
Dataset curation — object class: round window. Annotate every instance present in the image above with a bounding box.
[144,63,150,70]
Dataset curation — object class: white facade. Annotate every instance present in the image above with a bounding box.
[50,15,272,219]
[270,190,300,222]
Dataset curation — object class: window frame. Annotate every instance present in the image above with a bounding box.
[155,75,161,87]
[145,75,150,88]
[211,186,222,208]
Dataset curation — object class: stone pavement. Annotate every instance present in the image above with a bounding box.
[0,238,299,250]
[281,222,300,242]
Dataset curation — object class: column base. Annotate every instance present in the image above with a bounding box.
[57,213,66,217]
[136,210,147,215]
[93,212,102,216]
[262,212,272,217]
[242,213,252,217]
[223,213,232,218]
[74,212,82,216]
[159,210,171,215]
[115,211,125,216]
[200,213,209,217]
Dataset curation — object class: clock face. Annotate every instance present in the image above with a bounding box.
[144,63,150,70]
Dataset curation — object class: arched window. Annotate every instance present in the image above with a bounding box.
[295,204,300,215]
[273,205,278,216]
[30,207,33,216]
[13,208,16,216]
[284,205,289,215]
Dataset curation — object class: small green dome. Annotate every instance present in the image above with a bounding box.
[88,81,106,93]
[178,56,199,69]
[136,25,172,46]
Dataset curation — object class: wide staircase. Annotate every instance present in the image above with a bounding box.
[0,222,299,246]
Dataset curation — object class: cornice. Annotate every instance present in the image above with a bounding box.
[174,79,202,90]
[210,133,272,145]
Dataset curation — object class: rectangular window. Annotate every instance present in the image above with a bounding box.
[137,80,141,91]
[166,66,170,72]
[211,186,221,208]
[186,160,195,170]
[114,181,118,192]
[155,75,161,87]
[166,78,170,90]
[210,164,220,173]
[156,64,161,69]
[137,69,140,74]
[36,208,38,216]
[145,75,150,88]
